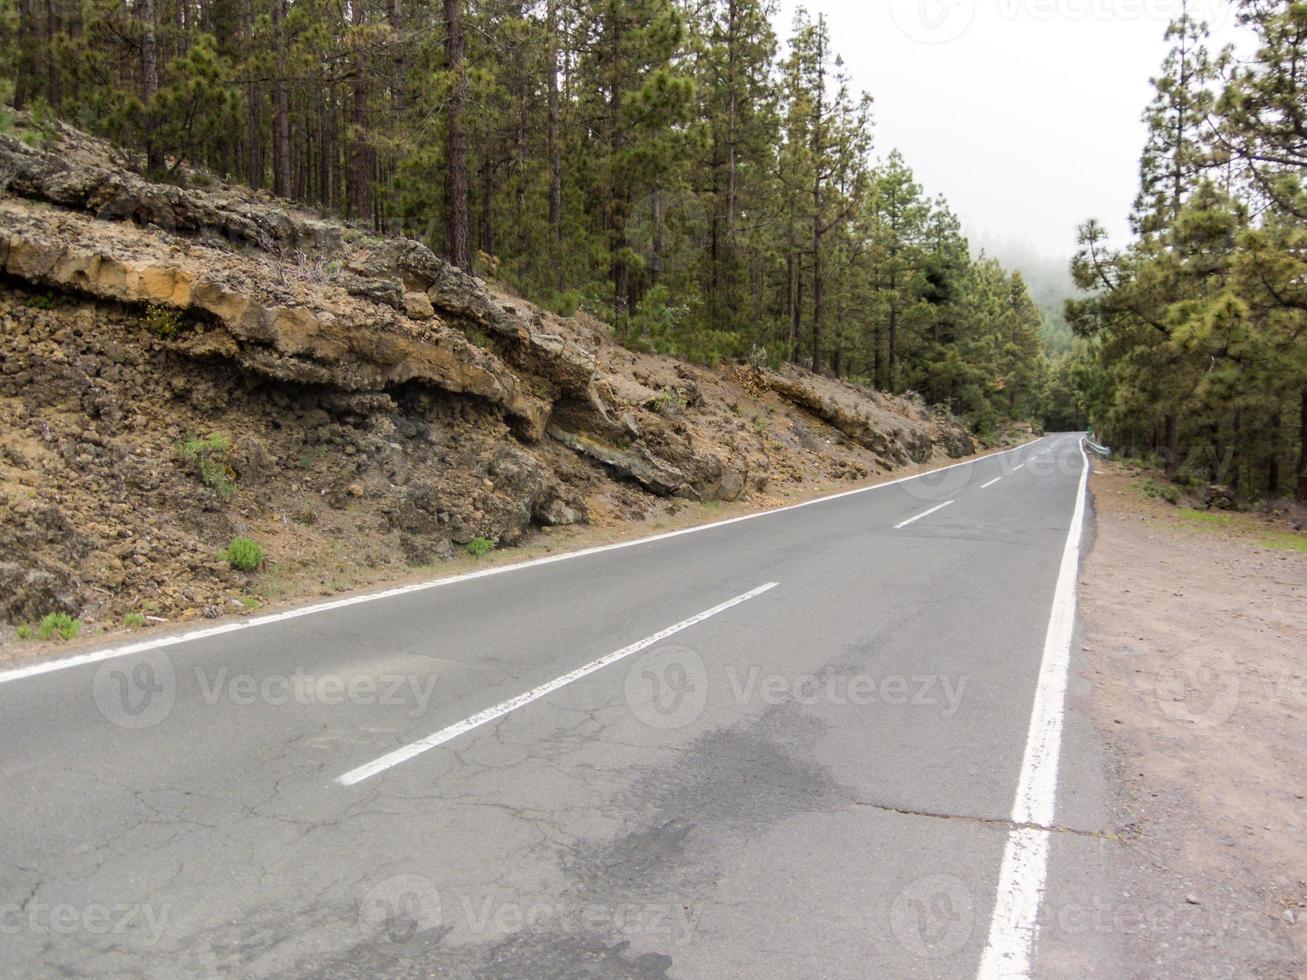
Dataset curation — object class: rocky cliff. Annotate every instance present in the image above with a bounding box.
[0,117,977,636]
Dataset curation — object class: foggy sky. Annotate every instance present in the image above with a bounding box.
[771,0,1247,265]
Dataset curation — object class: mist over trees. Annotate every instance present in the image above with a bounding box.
[1066,0,1306,501]
[0,0,1062,435]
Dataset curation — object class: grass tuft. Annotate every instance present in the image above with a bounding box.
[221,536,264,571]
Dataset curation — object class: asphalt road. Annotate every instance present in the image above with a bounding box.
[0,433,1114,978]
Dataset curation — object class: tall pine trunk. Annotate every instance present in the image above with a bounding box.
[1163,413,1179,477]
[443,0,470,269]
[272,0,291,198]
[349,0,372,222]
[546,0,563,287]
[1267,407,1281,498]
[808,24,826,374]
[1296,390,1307,503]
[139,0,162,171]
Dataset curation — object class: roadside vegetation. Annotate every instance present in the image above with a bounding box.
[14,612,83,642]
[1065,4,1306,507]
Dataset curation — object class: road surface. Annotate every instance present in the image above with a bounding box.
[0,433,1121,978]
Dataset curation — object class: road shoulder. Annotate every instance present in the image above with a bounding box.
[1075,462,1307,977]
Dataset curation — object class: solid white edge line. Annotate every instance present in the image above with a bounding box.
[893,500,955,530]
[976,438,1091,980]
[335,582,779,786]
[0,437,1047,688]
[981,477,1003,489]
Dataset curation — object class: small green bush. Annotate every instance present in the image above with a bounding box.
[652,389,687,415]
[124,613,147,628]
[35,613,82,642]
[179,433,235,496]
[0,79,14,136]
[23,293,56,310]
[1142,479,1181,505]
[222,536,264,571]
[15,625,32,640]
[466,536,495,558]
[145,305,184,339]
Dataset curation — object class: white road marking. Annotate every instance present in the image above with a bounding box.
[335,582,779,786]
[1013,463,1026,471]
[976,439,1091,979]
[0,439,1044,688]
[981,477,1002,489]
[893,500,955,529]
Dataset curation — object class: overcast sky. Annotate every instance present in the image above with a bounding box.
[770,0,1246,264]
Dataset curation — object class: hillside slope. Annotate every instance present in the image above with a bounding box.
[0,119,981,637]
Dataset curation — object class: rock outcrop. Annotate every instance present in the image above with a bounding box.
[0,116,985,633]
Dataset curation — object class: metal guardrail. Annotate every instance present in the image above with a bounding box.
[1083,434,1111,459]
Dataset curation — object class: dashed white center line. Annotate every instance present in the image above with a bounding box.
[335,582,779,787]
[1013,463,1025,471]
[981,477,1002,489]
[893,500,955,530]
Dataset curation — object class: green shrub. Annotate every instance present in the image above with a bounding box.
[23,293,56,310]
[145,305,184,339]
[652,389,687,415]
[179,433,235,496]
[1142,479,1181,505]
[15,625,32,640]
[222,536,264,571]
[466,536,495,558]
[17,96,56,147]
[124,613,147,628]
[0,79,14,136]
[35,612,82,642]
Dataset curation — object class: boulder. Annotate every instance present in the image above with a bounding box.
[0,563,82,624]
[1204,484,1236,511]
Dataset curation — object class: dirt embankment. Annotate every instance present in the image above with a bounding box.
[0,118,985,649]
[1079,462,1307,978]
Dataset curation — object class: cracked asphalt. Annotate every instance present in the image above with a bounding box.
[0,434,1121,978]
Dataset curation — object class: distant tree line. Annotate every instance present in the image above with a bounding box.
[1065,0,1306,501]
[0,0,1052,433]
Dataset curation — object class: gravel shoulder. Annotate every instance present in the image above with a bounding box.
[1078,462,1307,977]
